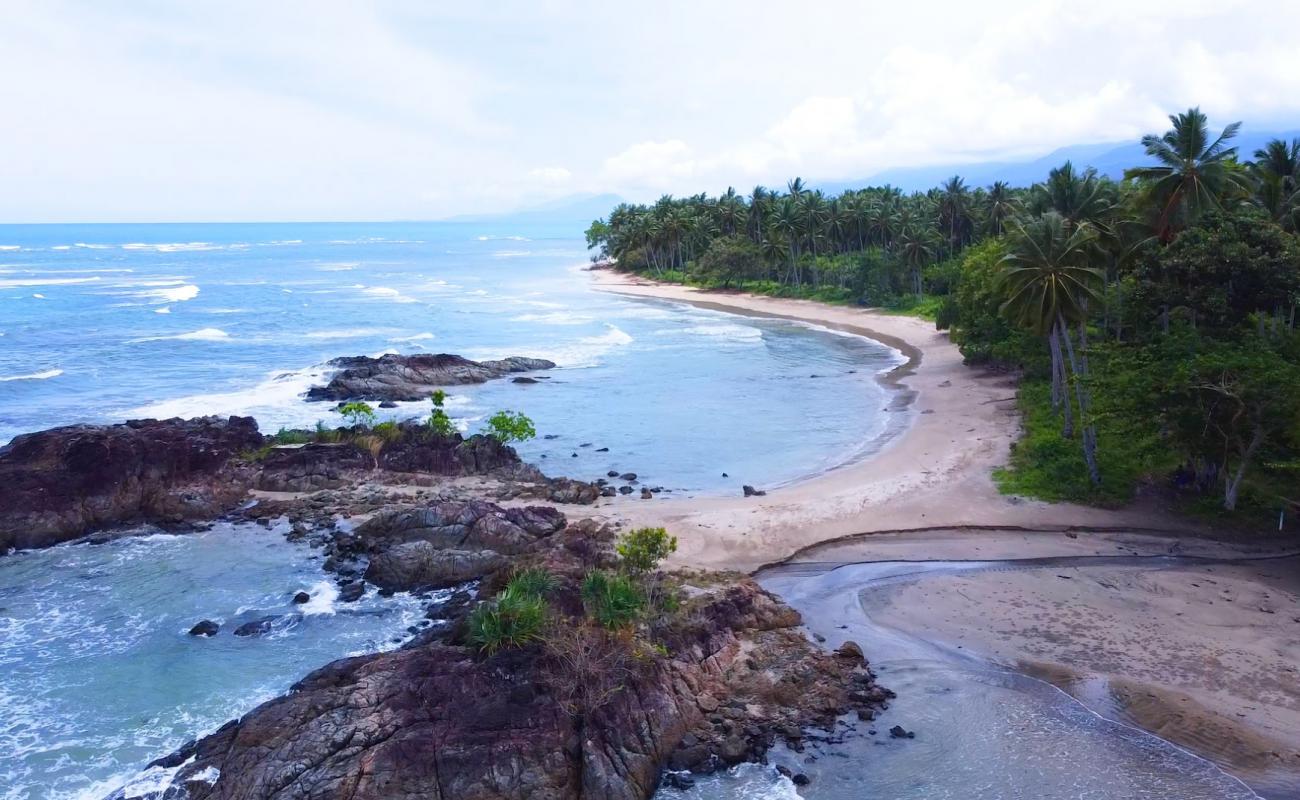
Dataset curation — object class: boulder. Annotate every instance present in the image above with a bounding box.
[305,353,556,402]
[188,620,220,637]
[364,542,507,591]
[0,416,262,551]
[233,616,277,638]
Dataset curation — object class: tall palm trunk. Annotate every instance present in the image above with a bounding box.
[1058,313,1100,487]
[1048,323,1073,437]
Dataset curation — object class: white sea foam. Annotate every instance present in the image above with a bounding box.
[131,284,200,304]
[671,323,764,342]
[0,276,101,288]
[0,245,20,251]
[358,285,418,303]
[129,328,230,343]
[154,306,171,314]
[510,312,593,325]
[389,332,436,342]
[476,235,531,242]
[73,243,113,250]
[0,369,63,382]
[299,580,340,616]
[121,242,220,252]
[304,328,394,340]
[316,262,358,271]
[492,250,532,258]
[200,307,246,314]
[121,361,331,424]
[472,324,632,369]
[31,294,45,299]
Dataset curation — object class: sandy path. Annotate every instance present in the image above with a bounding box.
[588,270,1202,572]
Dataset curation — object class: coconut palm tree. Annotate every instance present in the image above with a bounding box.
[1000,213,1105,485]
[1030,162,1113,231]
[984,181,1016,236]
[1124,107,1251,242]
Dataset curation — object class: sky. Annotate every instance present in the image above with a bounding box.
[4,0,1300,222]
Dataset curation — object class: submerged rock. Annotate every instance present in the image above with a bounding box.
[232,616,277,638]
[188,620,220,637]
[305,353,556,402]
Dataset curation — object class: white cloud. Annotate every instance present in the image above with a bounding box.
[3,0,1300,220]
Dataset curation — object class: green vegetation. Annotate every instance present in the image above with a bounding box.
[581,570,645,630]
[614,526,677,574]
[482,410,537,444]
[590,107,1300,519]
[468,575,551,655]
[336,401,377,428]
[427,390,456,437]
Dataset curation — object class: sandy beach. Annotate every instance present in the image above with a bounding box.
[591,270,1300,793]
[589,269,1207,572]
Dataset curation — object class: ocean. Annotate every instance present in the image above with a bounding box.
[0,221,903,494]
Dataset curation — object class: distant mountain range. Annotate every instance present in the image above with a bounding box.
[814,129,1300,194]
[466,128,1300,225]
[447,193,626,225]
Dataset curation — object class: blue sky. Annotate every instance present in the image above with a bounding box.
[4,0,1300,222]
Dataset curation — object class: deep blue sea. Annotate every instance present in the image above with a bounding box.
[0,221,902,494]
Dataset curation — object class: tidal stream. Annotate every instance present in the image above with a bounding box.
[669,556,1280,800]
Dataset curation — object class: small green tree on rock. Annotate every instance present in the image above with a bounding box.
[337,401,377,429]
[427,390,456,437]
[483,410,537,444]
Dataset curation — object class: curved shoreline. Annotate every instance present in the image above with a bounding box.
[588,269,1206,572]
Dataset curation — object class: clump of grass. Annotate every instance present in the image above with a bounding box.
[581,570,645,630]
[508,566,557,597]
[468,585,548,655]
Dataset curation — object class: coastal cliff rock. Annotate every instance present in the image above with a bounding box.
[305,353,556,402]
[359,500,567,590]
[146,569,882,800]
[0,416,262,551]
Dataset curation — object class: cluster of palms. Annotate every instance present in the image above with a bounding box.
[591,107,1300,491]
[592,176,1019,296]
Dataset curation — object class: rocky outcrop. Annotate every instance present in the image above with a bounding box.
[142,575,883,800]
[359,500,567,590]
[0,416,262,551]
[305,354,556,402]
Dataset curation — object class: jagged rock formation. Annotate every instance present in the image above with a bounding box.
[143,573,885,800]
[0,416,262,551]
[305,354,556,402]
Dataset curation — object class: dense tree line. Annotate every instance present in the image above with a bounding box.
[588,108,1300,515]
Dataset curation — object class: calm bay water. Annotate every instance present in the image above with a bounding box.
[0,221,902,494]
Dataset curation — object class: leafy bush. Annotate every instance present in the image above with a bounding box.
[615,527,677,574]
[581,570,645,629]
[337,401,377,428]
[468,586,548,654]
[483,410,537,444]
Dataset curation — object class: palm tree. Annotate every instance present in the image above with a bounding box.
[984,181,1016,236]
[748,186,769,245]
[771,198,803,286]
[938,176,973,253]
[1251,138,1300,231]
[1000,213,1105,485]
[1124,107,1251,242]
[1031,162,1113,230]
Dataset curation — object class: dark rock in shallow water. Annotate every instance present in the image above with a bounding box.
[619,472,637,481]
[378,400,398,408]
[511,376,539,384]
[618,485,634,495]
[305,353,555,402]
[233,616,277,637]
[889,725,915,739]
[338,582,366,602]
[292,591,311,604]
[835,640,865,663]
[607,470,620,478]
[0,416,263,552]
[188,620,220,637]
[742,485,767,497]
[640,488,653,500]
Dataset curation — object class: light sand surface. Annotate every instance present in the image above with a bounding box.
[589,269,1210,572]
[862,552,1300,792]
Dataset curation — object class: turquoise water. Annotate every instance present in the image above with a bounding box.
[0,523,433,800]
[0,222,903,494]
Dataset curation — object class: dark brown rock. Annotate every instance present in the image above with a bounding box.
[305,353,555,402]
[0,416,262,551]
